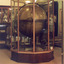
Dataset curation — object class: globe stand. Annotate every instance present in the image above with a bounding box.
[11,50,54,63]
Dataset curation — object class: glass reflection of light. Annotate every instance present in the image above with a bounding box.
[35,0,37,2]
[26,8,29,11]
[9,8,12,10]
[25,0,37,4]
[0,25,6,27]
[25,1,31,4]
[0,12,1,14]
[49,1,53,4]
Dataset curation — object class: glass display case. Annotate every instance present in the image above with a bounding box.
[11,0,54,63]
[0,7,8,22]
[0,6,11,48]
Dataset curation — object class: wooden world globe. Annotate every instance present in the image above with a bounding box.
[19,4,47,37]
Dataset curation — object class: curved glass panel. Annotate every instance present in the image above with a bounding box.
[2,9,8,22]
[11,1,18,51]
[11,0,54,52]
[49,0,54,50]
[35,2,48,51]
[19,3,33,52]
[0,9,1,22]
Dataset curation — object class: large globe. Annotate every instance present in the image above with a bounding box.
[19,4,47,37]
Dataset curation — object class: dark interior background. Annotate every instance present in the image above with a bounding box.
[39,1,58,36]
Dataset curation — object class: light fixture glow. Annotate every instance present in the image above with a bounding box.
[0,25,6,27]
[25,1,30,4]
[35,0,37,2]
[9,8,12,10]
[49,1,53,4]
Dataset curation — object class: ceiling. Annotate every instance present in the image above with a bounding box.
[11,0,53,4]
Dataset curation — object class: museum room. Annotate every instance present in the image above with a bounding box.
[0,0,64,64]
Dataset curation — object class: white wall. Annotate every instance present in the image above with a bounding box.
[0,0,10,6]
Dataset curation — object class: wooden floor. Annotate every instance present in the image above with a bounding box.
[0,47,62,64]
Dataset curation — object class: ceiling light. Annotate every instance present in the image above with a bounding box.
[25,1,30,4]
[35,0,37,2]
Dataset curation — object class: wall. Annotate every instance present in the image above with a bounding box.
[0,0,10,6]
[63,0,64,64]
[58,0,62,35]
[54,0,62,35]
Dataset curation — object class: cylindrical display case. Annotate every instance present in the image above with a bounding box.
[11,0,54,63]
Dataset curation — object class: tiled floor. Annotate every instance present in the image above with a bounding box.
[0,47,62,64]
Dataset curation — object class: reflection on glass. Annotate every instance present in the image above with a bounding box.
[49,14,53,50]
[0,9,1,22]
[34,3,48,52]
[9,10,11,22]
[49,1,53,50]
[19,4,33,52]
[12,7,18,51]
[6,25,11,47]
[2,9,8,22]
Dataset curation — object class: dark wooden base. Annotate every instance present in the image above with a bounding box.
[11,51,54,63]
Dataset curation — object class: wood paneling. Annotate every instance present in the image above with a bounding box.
[11,51,54,63]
